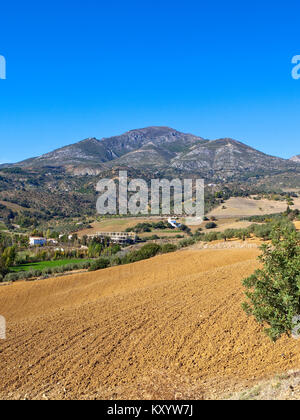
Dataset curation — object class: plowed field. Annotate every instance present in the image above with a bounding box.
[1,248,300,400]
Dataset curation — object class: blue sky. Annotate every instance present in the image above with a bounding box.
[0,0,300,163]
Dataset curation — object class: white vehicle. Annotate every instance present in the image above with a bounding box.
[167,218,181,229]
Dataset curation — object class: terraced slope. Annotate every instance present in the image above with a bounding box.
[0,248,300,400]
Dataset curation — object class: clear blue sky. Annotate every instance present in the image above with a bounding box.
[0,0,300,163]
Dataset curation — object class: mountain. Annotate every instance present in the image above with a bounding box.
[290,155,300,163]
[1,127,300,224]
[16,127,205,174]
[9,127,298,181]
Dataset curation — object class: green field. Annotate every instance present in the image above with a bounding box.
[11,259,89,273]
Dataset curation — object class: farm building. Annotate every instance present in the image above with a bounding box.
[87,231,137,245]
[29,237,47,246]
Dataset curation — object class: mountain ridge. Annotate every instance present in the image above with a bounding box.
[2,126,299,181]
[290,155,300,163]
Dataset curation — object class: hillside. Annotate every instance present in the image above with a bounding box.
[1,248,300,400]
[3,127,298,181]
[0,127,299,225]
[291,155,300,163]
[13,127,205,173]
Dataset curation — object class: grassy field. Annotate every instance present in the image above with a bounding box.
[11,259,88,272]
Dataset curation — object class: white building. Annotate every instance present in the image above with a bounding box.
[47,239,58,245]
[29,237,47,247]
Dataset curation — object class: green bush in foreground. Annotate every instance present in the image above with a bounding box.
[242,226,300,342]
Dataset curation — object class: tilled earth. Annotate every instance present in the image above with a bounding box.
[0,248,300,400]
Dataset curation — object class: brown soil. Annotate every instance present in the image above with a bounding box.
[208,196,300,219]
[1,248,300,400]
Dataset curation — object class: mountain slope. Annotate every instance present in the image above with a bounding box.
[16,127,205,169]
[170,138,296,178]
[291,155,300,163]
[4,126,299,181]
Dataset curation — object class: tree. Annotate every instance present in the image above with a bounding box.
[242,226,300,342]
[0,245,17,276]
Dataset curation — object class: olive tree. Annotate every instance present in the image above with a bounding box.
[242,226,300,342]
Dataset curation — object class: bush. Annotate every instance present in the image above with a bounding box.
[161,244,177,254]
[110,256,123,266]
[122,243,162,264]
[89,257,110,272]
[179,224,192,235]
[178,238,195,248]
[22,271,33,280]
[80,261,91,270]
[32,270,42,277]
[143,234,160,241]
[243,227,300,342]
[4,273,19,282]
[138,243,161,259]
[122,250,141,264]
[205,222,217,229]
[202,232,218,242]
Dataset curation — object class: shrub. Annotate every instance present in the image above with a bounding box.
[32,270,42,277]
[111,244,121,255]
[110,256,123,266]
[179,224,192,235]
[22,271,33,280]
[202,232,218,242]
[205,222,217,229]
[144,235,160,241]
[89,257,110,271]
[161,244,177,254]
[80,261,91,270]
[4,273,19,282]
[122,243,161,264]
[122,250,141,264]
[133,223,152,233]
[178,238,195,248]
[138,243,161,259]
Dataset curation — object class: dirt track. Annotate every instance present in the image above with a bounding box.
[1,248,300,400]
